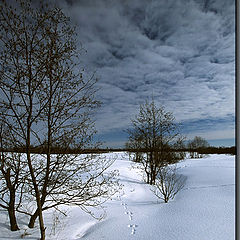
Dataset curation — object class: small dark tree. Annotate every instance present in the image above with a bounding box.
[126,99,184,185]
[125,136,144,162]
[188,136,210,158]
[172,136,186,160]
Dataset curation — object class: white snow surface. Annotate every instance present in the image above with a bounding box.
[0,152,235,240]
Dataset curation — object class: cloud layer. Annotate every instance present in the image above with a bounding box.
[59,0,235,146]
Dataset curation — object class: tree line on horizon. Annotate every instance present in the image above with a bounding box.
[0,138,235,155]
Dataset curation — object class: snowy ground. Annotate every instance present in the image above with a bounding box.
[0,152,235,240]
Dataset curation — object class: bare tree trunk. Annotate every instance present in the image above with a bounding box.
[149,152,154,185]
[26,150,45,240]
[164,196,168,203]
[146,172,150,184]
[4,168,20,231]
[26,101,45,239]
[28,189,47,228]
[152,165,157,185]
[8,191,19,231]
[28,209,39,228]
[28,64,53,231]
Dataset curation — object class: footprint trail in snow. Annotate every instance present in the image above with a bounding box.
[117,188,138,235]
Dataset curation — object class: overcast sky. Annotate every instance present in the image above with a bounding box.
[58,0,235,147]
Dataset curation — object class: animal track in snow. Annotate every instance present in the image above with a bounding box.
[125,211,133,220]
[117,182,138,235]
[120,197,138,234]
[128,224,138,234]
[117,195,121,200]
[121,202,128,209]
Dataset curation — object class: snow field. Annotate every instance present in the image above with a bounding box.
[0,152,235,240]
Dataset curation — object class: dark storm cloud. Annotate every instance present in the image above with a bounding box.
[57,0,234,145]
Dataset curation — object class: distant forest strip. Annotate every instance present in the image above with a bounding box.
[125,146,236,155]
[193,146,236,155]
[0,146,236,155]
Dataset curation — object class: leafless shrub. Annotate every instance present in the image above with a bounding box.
[151,166,186,203]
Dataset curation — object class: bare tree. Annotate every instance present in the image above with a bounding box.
[26,154,119,229]
[172,136,186,160]
[125,136,144,162]
[0,1,119,239]
[126,99,184,185]
[0,152,20,231]
[0,113,31,231]
[188,136,210,158]
[151,166,186,203]
[0,151,27,231]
